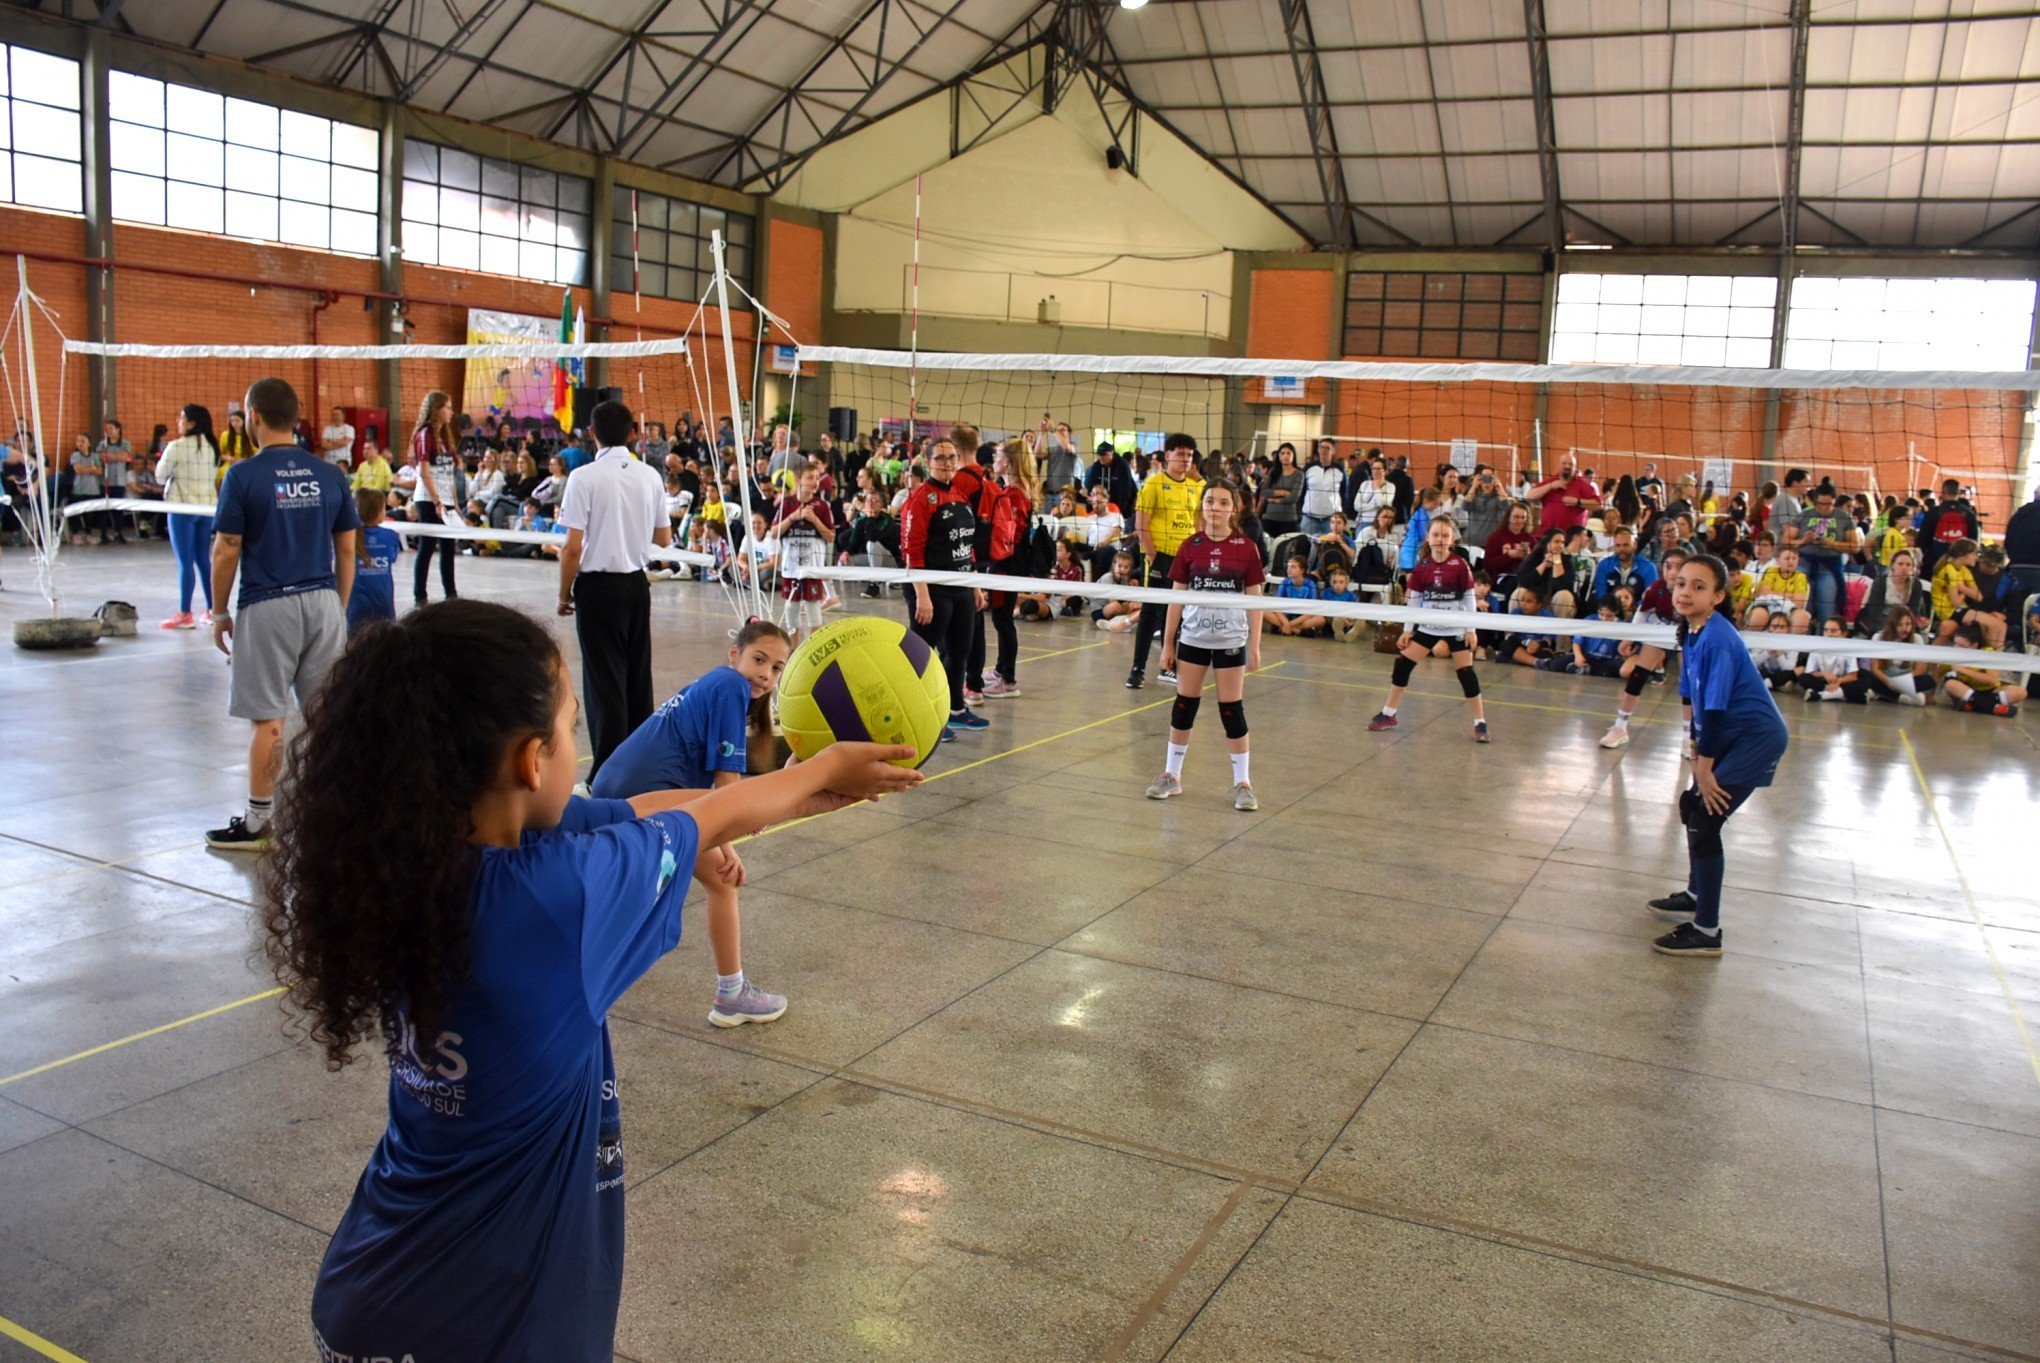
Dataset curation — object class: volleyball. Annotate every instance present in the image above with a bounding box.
[776,616,949,769]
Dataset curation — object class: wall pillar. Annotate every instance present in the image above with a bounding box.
[376,102,404,434]
[588,156,615,392]
[79,27,114,424]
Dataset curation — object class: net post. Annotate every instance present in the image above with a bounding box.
[710,229,762,619]
[13,255,58,617]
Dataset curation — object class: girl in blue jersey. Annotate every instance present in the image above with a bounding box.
[261,600,916,1363]
[592,619,795,1027]
[1646,553,1790,957]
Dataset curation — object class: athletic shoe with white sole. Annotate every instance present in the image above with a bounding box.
[1145,772,1182,800]
[1232,783,1259,812]
[1598,724,1631,749]
[708,982,788,1028]
[1473,721,1490,744]
[1366,711,1398,732]
[1647,890,1698,921]
[205,815,268,853]
[982,677,1022,699]
[950,709,990,732]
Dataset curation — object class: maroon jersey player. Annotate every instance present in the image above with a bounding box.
[1602,548,1690,753]
[1145,482,1267,810]
[1368,516,1490,742]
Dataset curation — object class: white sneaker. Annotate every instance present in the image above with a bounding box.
[1232,782,1259,812]
[1899,692,1927,707]
[1598,724,1630,749]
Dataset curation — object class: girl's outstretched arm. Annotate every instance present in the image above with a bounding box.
[628,742,919,846]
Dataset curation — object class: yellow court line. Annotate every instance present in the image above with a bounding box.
[0,987,287,1090]
[0,1313,88,1363]
[1899,731,2040,1091]
[1016,638,1111,663]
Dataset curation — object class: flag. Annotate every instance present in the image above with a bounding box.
[551,291,585,432]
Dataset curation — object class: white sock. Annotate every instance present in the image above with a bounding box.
[1611,709,1631,729]
[716,971,745,1000]
[1230,751,1250,785]
[1381,704,1398,717]
[245,796,272,832]
[1164,742,1189,778]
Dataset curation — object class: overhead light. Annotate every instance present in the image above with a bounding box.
[1121,0,1149,9]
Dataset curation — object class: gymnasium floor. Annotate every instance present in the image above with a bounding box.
[1,546,2036,1363]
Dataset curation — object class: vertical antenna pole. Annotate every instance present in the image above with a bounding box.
[711,230,762,620]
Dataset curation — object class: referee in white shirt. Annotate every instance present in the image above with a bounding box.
[557,399,670,778]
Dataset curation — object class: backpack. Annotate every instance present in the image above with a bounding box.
[1024,523,1056,578]
[1930,506,1971,545]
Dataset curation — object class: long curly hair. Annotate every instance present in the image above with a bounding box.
[262,600,565,1069]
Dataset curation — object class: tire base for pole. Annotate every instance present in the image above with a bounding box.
[14,617,104,650]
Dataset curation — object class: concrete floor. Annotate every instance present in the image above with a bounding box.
[1,543,2036,1363]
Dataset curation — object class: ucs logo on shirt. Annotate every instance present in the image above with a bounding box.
[275,478,325,509]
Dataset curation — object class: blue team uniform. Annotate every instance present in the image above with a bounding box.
[346,523,403,634]
[590,665,752,799]
[311,796,698,1363]
[1680,612,1790,787]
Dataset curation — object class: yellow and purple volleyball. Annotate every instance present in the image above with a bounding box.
[776,615,949,769]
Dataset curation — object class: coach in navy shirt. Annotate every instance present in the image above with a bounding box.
[207,377,359,851]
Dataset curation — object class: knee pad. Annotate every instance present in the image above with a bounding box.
[1391,655,1417,688]
[1686,816,1724,860]
[1218,699,1248,740]
[1457,665,1481,699]
[1625,667,1651,697]
[1170,693,1202,731]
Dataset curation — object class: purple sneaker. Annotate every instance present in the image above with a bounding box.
[708,981,788,1028]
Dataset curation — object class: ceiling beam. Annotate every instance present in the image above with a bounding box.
[394,0,516,104]
[1521,0,1563,252]
[1045,0,1138,173]
[609,0,778,162]
[437,0,537,113]
[1278,0,1356,248]
[1781,0,1809,252]
[331,0,405,92]
[1409,0,1460,246]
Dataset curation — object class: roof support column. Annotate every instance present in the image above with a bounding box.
[377,100,404,429]
[80,25,116,424]
[1760,0,1810,484]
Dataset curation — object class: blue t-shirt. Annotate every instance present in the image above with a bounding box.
[1319,587,1359,604]
[346,524,403,633]
[590,665,752,799]
[312,797,698,1363]
[1680,613,1790,788]
[214,445,361,608]
[1581,629,1623,659]
[1273,578,1318,603]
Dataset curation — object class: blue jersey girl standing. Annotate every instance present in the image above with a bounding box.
[1647,553,1790,957]
[262,601,916,1362]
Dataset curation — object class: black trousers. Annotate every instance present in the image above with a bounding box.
[413,503,458,602]
[575,570,654,780]
[1131,551,1175,674]
[912,585,974,714]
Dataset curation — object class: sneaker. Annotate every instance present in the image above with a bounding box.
[1473,721,1490,744]
[951,709,990,732]
[939,724,957,743]
[1232,782,1259,812]
[1158,667,1177,685]
[1366,711,1398,732]
[962,687,985,706]
[1125,669,1145,690]
[982,677,1022,699]
[198,610,214,628]
[1106,616,1134,633]
[708,981,788,1028]
[1997,702,2021,719]
[1648,890,1698,922]
[205,815,269,853]
[1598,724,1631,749]
[1095,617,1114,631]
[1801,689,1824,703]
[1898,692,1927,708]
[1145,772,1182,800]
[159,611,195,630]
[1682,738,1696,761]
[1652,922,1723,957]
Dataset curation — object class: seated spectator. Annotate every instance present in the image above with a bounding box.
[1313,512,1356,581]
[1942,622,2025,716]
[1856,546,1930,637]
[1320,566,1364,642]
[1046,538,1087,617]
[1833,607,1932,706]
[1745,545,1810,631]
[1590,528,1657,599]
[1264,556,1320,636]
[1795,616,1864,701]
[1398,487,1442,572]
[1500,586,1558,666]
[1541,596,1627,677]
[531,454,568,512]
[1482,501,1535,591]
[1751,614,1802,691]
[1091,549,1138,631]
[1931,539,1998,647]
[735,510,779,589]
[464,449,506,530]
[662,471,694,540]
[1517,530,1579,618]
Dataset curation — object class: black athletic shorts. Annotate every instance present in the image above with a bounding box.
[1410,627,1471,652]
[1176,641,1247,669]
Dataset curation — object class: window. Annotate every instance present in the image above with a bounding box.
[1549,273,1776,368]
[611,186,753,303]
[107,71,377,253]
[1344,271,1541,360]
[1783,276,2036,373]
[402,142,589,286]
[0,45,83,214]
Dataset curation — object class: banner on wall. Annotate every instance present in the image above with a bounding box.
[463,309,560,426]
